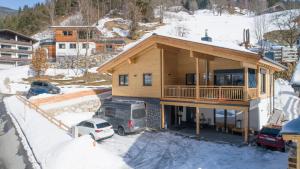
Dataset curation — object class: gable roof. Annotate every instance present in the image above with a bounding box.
[97,33,285,73]
[0,29,38,43]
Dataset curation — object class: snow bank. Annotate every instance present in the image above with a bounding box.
[55,112,95,127]
[4,96,128,169]
[275,79,300,121]
[45,136,128,169]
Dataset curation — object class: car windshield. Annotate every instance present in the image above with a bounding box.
[260,127,280,137]
[132,109,146,119]
[96,122,111,129]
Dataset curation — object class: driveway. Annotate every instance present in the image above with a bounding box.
[97,131,287,169]
[0,93,33,169]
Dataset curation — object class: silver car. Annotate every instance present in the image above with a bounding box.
[94,99,146,136]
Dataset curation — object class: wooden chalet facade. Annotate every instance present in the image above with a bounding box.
[97,34,286,143]
[46,26,126,61]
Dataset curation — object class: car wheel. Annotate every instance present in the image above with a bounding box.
[117,126,125,136]
[90,133,95,140]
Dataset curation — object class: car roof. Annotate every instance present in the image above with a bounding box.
[86,118,108,124]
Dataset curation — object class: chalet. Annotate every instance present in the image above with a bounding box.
[48,26,125,62]
[0,29,37,67]
[97,33,286,143]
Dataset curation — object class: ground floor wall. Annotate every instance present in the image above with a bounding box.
[112,96,161,129]
[249,97,273,131]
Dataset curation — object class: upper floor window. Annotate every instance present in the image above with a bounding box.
[82,43,89,49]
[59,43,65,49]
[63,31,73,36]
[1,44,12,49]
[260,68,266,94]
[119,74,128,86]
[214,69,244,86]
[18,54,28,59]
[248,68,257,88]
[186,73,196,85]
[143,73,152,86]
[18,46,29,51]
[70,43,76,49]
[106,44,113,52]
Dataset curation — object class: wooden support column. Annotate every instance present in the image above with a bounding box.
[244,67,249,101]
[206,60,210,85]
[196,106,200,136]
[196,56,199,99]
[161,48,165,98]
[161,104,165,129]
[297,141,300,169]
[243,109,249,143]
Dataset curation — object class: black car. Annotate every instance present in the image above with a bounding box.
[27,81,60,98]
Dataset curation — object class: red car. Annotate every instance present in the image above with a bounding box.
[256,125,285,152]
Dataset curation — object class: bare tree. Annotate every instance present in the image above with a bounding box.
[126,0,142,39]
[32,48,48,77]
[173,23,190,37]
[210,0,227,16]
[45,0,56,25]
[254,15,269,51]
[272,9,300,47]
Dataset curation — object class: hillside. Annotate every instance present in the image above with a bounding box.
[0,6,16,17]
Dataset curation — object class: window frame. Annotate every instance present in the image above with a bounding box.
[119,74,129,86]
[260,68,266,94]
[186,73,196,85]
[58,43,66,49]
[143,73,152,86]
[69,43,76,49]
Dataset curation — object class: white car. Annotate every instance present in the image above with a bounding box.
[76,118,114,140]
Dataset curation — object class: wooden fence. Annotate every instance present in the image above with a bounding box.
[16,95,70,132]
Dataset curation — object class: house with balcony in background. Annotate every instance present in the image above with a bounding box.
[0,29,37,68]
[47,26,125,62]
[97,33,286,143]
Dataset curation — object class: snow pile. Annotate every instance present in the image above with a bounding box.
[45,135,128,169]
[291,60,300,85]
[4,96,128,169]
[55,112,95,127]
[275,79,300,121]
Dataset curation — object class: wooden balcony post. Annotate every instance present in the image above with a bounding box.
[243,109,249,143]
[196,56,199,99]
[244,67,249,101]
[196,106,200,136]
[161,104,165,129]
[161,48,165,98]
[257,66,260,97]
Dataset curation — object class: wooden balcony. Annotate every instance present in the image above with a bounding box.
[164,85,257,101]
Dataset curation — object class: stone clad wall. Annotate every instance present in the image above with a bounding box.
[113,96,161,129]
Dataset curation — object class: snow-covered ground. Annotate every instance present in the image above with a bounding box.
[4,96,128,169]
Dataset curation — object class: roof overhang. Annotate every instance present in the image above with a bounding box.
[97,34,263,73]
[258,57,287,72]
[0,29,38,43]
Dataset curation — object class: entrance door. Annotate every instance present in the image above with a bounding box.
[186,107,196,127]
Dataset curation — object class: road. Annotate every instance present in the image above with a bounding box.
[0,93,33,169]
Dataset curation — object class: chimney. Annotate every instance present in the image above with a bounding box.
[201,29,212,42]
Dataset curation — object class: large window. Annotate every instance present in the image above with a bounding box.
[82,43,89,49]
[18,46,29,51]
[143,73,152,86]
[58,43,65,49]
[119,74,128,86]
[214,69,244,86]
[70,43,76,49]
[248,68,257,88]
[186,73,196,85]
[260,69,266,94]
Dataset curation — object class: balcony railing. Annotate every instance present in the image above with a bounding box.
[164,85,253,101]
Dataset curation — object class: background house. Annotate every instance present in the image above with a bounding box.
[0,29,37,68]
